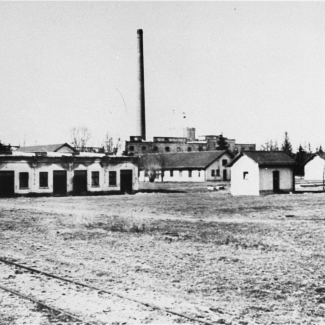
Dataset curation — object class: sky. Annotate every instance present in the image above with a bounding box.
[1,1,325,151]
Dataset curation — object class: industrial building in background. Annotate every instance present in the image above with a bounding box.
[125,30,256,156]
[125,127,256,156]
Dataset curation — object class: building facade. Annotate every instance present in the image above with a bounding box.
[303,153,325,181]
[228,151,296,196]
[139,150,233,182]
[0,152,138,197]
[125,128,256,156]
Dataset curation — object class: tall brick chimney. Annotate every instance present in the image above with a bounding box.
[136,29,146,140]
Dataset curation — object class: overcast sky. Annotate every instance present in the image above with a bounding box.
[1,1,325,150]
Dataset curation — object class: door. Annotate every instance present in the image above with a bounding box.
[73,170,87,195]
[0,171,14,197]
[273,171,280,193]
[223,169,227,181]
[120,170,133,194]
[53,171,67,195]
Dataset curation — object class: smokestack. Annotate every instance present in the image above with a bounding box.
[136,29,146,140]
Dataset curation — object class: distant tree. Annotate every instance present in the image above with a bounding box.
[70,126,91,151]
[261,139,279,151]
[308,142,313,154]
[142,153,167,183]
[281,132,293,157]
[216,134,229,150]
[318,146,324,154]
[101,132,121,155]
[294,144,308,176]
[0,141,12,152]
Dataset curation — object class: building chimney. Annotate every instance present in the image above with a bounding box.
[136,29,146,140]
[183,127,196,141]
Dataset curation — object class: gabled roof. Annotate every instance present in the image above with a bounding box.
[227,151,296,167]
[303,152,325,165]
[17,143,76,153]
[139,150,232,169]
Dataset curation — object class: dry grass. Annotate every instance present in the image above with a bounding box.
[1,182,325,324]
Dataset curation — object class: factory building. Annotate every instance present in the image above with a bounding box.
[125,128,256,156]
[126,30,256,157]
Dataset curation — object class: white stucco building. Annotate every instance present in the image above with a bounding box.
[303,153,325,181]
[0,144,138,197]
[227,151,296,196]
[139,151,233,182]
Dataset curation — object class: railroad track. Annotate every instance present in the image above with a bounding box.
[0,256,222,325]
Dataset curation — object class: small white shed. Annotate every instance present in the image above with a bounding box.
[304,153,325,181]
[227,151,296,196]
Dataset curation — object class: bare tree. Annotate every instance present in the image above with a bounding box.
[70,126,91,151]
[102,132,121,155]
[261,139,279,151]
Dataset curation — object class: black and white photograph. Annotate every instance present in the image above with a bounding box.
[1,1,325,324]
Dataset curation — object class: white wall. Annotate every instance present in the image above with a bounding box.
[139,169,205,182]
[230,155,259,196]
[304,156,325,181]
[205,154,232,181]
[0,158,138,195]
[259,167,294,192]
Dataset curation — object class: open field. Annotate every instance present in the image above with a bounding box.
[1,182,325,324]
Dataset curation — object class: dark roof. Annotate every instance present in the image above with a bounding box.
[227,151,296,167]
[17,143,76,153]
[139,151,231,169]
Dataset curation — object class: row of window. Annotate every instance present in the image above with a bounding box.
[18,171,117,189]
[129,146,205,153]
[144,170,201,178]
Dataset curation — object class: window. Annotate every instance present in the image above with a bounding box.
[179,170,183,177]
[141,146,147,152]
[222,159,228,166]
[211,170,215,177]
[153,146,158,152]
[198,170,201,177]
[187,147,192,152]
[189,170,192,177]
[216,169,220,176]
[109,171,117,186]
[198,146,203,151]
[170,170,174,177]
[19,172,29,189]
[91,171,100,187]
[129,146,134,151]
[243,172,249,180]
[165,146,170,152]
[39,172,48,188]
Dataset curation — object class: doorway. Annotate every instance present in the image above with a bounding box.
[223,169,227,181]
[0,171,14,197]
[273,171,280,193]
[53,171,67,195]
[73,170,87,195]
[120,170,133,194]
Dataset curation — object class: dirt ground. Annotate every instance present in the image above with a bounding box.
[1,181,325,324]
